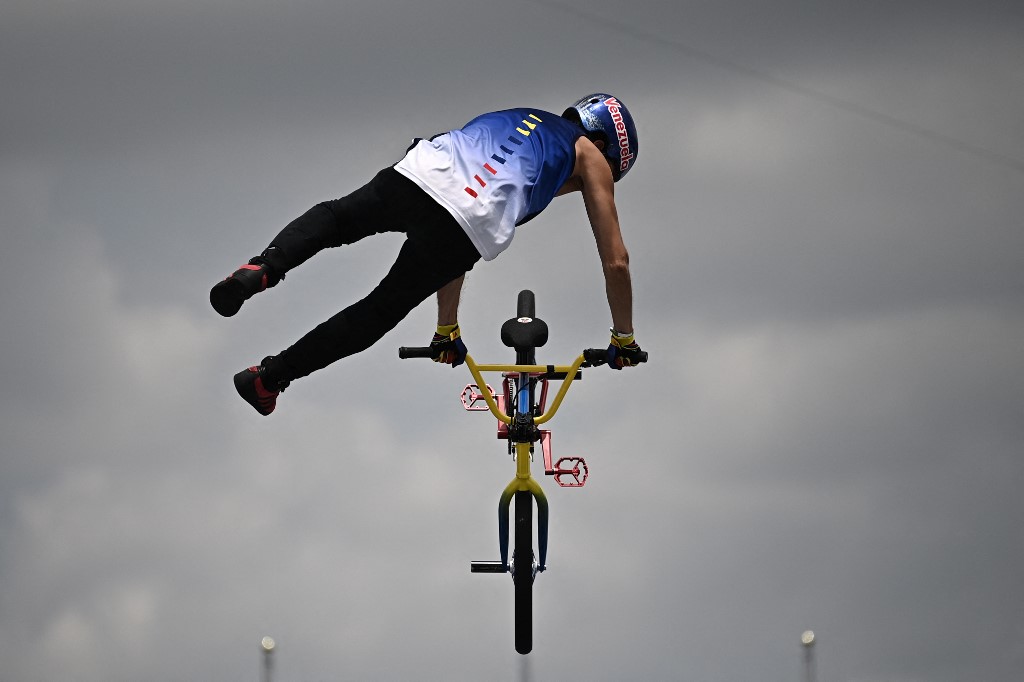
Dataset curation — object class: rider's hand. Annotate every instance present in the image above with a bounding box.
[430,323,467,367]
[606,329,643,369]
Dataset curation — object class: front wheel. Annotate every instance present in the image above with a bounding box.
[512,490,534,654]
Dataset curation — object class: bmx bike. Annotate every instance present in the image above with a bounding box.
[399,290,647,654]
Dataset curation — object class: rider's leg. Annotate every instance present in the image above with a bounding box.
[263,184,480,385]
[233,170,481,413]
[211,168,402,317]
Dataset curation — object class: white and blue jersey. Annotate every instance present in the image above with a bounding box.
[394,109,583,261]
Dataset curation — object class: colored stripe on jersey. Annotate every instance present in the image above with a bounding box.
[394,109,582,261]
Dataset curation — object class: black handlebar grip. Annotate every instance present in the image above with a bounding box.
[517,290,535,318]
[398,346,434,359]
[583,348,649,366]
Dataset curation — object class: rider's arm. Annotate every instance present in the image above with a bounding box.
[567,137,634,334]
[431,275,467,366]
[436,274,465,327]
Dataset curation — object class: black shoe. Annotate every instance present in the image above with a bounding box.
[234,359,290,416]
[210,260,281,317]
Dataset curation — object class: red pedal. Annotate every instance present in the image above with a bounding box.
[540,431,588,487]
[461,384,493,411]
[553,457,588,487]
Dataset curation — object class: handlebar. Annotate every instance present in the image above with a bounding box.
[399,289,646,427]
[399,346,648,367]
[398,347,647,428]
[398,346,434,360]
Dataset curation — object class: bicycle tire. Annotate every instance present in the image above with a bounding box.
[513,490,534,654]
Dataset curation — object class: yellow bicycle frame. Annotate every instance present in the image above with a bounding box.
[463,353,589,569]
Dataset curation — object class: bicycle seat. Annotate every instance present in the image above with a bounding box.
[501,315,548,351]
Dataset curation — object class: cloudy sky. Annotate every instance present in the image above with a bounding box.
[2,0,1022,680]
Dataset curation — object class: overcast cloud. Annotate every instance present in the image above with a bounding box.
[2,0,1023,680]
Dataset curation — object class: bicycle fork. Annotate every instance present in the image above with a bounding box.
[471,441,548,577]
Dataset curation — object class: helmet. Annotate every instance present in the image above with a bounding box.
[563,93,639,181]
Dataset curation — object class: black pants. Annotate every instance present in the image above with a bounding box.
[263,168,480,382]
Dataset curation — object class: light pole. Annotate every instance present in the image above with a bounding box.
[801,630,816,682]
[260,636,275,682]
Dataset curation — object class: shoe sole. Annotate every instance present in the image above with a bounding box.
[234,368,276,416]
[210,279,245,317]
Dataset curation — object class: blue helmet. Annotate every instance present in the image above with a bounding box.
[563,93,639,181]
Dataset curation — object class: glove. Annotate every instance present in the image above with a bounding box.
[430,323,467,367]
[606,329,644,369]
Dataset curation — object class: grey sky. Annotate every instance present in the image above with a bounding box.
[2,0,1023,680]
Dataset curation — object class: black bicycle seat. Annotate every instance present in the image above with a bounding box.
[501,315,548,351]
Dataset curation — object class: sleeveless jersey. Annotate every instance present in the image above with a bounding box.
[394,109,583,261]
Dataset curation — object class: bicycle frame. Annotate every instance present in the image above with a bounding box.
[462,353,591,573]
